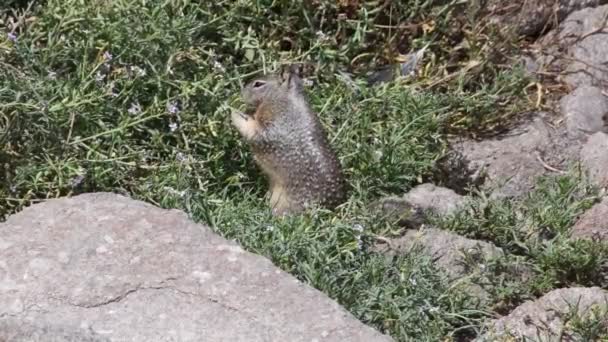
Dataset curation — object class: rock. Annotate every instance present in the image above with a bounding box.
[0,319,110,342]
[540,4,608,88]
[402,183,468,216]
[454,117,579,198]
[561,86,608,138]
[488,0,608,37]
[514,0,555,37]
[432,149,486,194]
[572,196,608,240]
[376,226,503,280]
[557,0,608,18]
[0,193,392,342]
[368,196,426,228]
[370,184,468,227]
[581,132,608,187]
[561,5,608,88]
[478,287,608,341]
[374,227,504,305]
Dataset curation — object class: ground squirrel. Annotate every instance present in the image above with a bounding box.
[231,66,346,216]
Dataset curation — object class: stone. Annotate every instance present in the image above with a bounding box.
[550,4,608,88]
[487,0,608,37]
[581,132,608,187]
[477,287,608,341]
[370,184,468,227]
[402,183,468,216]
[454,117,579,198]
[572,196,608,240]
[558,0,608,18]
[561,85,608,137]
[0,193,392,342]
[0,319,110,342]
[432,149,486,194]
[374,227,504,306]
[376,226,503,280]
[368,196,426,228]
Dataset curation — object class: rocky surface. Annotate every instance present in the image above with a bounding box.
[374,226,504,305]
[488,0,608,37]
[538,4,608,88]
[572,196,608,240]
[370,184,468,227]
[581,132,608,187]
[0,193,392,342]
[478,287,608,341]
[0,319,110,342]
[376,226,503,280]
[402,183,468,216]
[454,117,579,198]
[455,3,608,198]
[560,85,608,138]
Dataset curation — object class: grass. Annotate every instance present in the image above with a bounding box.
[435,172,608,313]
[1,0,607,341]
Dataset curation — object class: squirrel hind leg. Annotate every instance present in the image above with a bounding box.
[269,185,303,217]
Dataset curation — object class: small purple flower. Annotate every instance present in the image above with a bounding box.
[70,175,85,188]
[107,82,119,97]
[168,122,178,132]
[7,32,17,42]
[213,60,225,72]
[128,102,142,115]
[130,65,146,77]
[103,51,113,62]
[166,101,180,115]
[95,71,106,82]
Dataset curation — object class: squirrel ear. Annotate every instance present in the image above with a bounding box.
[280,64,302,89]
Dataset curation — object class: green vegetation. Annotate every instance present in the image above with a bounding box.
[2,0,607,340]
[435,173,607,314]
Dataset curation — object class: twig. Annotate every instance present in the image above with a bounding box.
[536,152,566,174]
[69,113,162,145]
[372,235,395,250]
[535,82,543,108]
[66,111,76,144]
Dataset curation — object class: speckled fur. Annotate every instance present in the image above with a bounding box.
[232,68,346,216]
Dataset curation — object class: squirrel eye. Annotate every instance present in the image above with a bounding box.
[252,81,266,88]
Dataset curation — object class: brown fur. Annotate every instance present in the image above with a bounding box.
[232,67,346,216]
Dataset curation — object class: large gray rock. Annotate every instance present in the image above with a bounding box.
[402,184,468,216]
[581,132,608,187]
[539,4,608,88]
[0,193,392,342]
[488,0,607,37]
[562,5,608,88]
[374,227,504,305]
[561,85,608,138]
[478,287,608,341]
[454,118,579,198]
[370,184,468,227]
[0,319,110,342]
[376,226,503,280]
[572,196,608,240]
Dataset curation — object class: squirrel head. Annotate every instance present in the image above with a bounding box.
[241,65,304,109]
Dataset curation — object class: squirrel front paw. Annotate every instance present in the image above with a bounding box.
[231,110,249,124]
[231,110,259,140]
